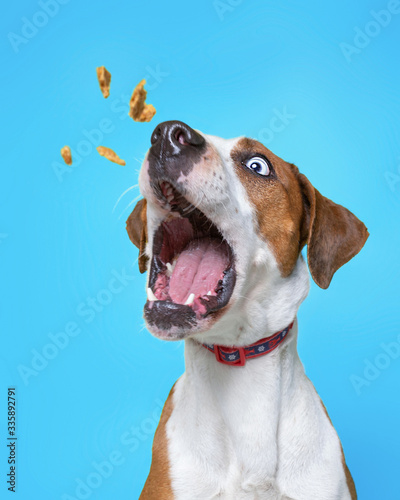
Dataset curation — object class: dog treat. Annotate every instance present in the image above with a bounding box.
[129,79,156,122]
[60,145,72,165]
[97,146,126,166]
[96,66,111,98]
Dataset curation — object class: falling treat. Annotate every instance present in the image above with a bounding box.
[96,66,111,98]
[129,79,156,122]
[61,145,72,165]
[97,146,126,166]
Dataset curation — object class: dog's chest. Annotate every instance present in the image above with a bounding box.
[166,357,286,499]
[163,343,349,500]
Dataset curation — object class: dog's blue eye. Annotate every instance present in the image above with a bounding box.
[244,157,270,176]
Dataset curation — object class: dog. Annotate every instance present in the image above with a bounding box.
[126,120,369,499]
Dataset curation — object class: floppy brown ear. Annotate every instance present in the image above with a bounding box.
[126,198,148,274]
[298,174,369,289]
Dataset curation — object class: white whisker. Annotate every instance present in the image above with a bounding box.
[112,184,138,213]
[118,194,142,220]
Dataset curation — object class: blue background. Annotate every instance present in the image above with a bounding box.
[1,1,400,499]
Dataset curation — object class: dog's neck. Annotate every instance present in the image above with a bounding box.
[173,322,325,498]
[180,257,309,430]
[185,318,301,383]
[182,321,303,463]
[192,256,310,347]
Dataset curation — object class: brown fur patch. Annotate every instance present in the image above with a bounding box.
[231,138,306,277]
[140,385,176,499]
[320,400,357,499]
[342,454,357,500]
[231,138,369,287]
[126,199,148,273]
[296,174,369,289]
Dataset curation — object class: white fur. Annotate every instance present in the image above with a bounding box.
[168,324,350,499]
[139,132,353,499]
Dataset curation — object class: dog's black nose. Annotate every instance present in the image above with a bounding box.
[150,120,205,159]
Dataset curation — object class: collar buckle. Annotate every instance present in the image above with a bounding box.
[214,345,246,366]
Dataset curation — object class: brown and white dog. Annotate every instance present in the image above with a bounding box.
[126,121,368,499]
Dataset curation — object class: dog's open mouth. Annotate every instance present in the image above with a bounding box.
[144,181,236,335]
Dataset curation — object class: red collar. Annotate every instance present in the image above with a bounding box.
[200,322,294,367]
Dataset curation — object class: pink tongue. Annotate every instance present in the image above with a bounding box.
[169,239,229,304]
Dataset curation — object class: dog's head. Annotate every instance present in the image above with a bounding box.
[127,121,369,342]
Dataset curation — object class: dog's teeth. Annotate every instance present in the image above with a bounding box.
[166,262,173,276]
[147,288,158,302]
[207,290,212,295]
[185,293,195,305]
